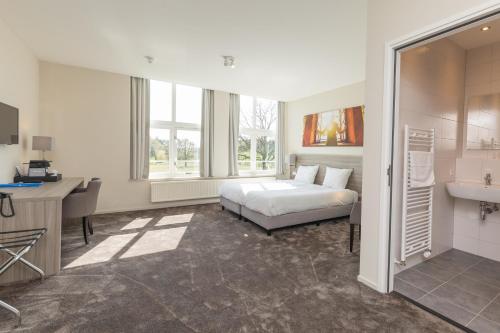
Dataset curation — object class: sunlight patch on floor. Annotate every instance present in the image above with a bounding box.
[155,213,193,226]
[120,227,187,259]
[64,233,138,268]
[121,217,153,230]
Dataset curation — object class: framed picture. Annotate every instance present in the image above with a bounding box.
[302,105,364,147]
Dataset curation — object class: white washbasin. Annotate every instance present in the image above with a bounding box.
[446,181,500,203]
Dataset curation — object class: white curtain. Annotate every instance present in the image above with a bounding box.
[200,89,214,177]
[228,93,240,176]
[276,101,286,176]
[130,77,150,180]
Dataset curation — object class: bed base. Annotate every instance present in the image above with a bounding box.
[241,205,352,235]
[220,197,242,219]
[220,197,353,235]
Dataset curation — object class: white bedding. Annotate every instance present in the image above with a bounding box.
[219,180,358,216]
[219,180,301,205]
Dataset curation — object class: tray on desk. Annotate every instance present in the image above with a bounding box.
[14,174,62,183]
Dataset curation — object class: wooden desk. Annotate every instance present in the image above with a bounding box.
[0,177,84,285]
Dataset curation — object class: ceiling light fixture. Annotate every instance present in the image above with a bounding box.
[222,55,235,69]
[481,26,491,31]
[145,55,155,64]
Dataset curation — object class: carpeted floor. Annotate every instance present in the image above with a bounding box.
[0,204,460,332]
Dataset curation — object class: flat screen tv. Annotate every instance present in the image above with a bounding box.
[0,102,19,145]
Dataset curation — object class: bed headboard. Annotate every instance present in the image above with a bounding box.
[292,154,363,195]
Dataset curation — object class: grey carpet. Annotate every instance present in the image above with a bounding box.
[0,204,460,332]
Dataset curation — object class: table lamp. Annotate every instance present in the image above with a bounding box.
[32,136,53,161]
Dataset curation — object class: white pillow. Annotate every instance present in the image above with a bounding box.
[322,167,353,189]
[294,165,319,184]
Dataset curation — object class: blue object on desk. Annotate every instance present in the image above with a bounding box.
[0,183,43,188]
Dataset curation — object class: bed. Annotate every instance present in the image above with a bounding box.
[219,180,296,216]
[219,180,312,214]
[220,154,363,234]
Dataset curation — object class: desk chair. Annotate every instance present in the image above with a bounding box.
[62,178,101,244]
[349,201,361,253]
[0,192,46,327]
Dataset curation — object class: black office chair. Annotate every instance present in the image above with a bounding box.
[0,192,46,327]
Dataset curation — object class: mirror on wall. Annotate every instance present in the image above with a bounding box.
[465,93,500,150]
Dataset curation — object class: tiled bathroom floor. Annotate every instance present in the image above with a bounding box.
[394,249,500,333]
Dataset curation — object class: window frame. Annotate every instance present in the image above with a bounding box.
[238,96,277,176]
[150,82,202,179]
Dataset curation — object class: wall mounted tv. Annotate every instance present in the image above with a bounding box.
[0,102,19,145]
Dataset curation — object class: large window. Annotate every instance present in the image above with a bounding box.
[238,95,277,174]
[149,80,202,178]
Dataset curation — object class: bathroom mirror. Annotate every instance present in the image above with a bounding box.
[465,93,500,150]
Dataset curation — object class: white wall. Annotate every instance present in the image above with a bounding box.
[39,62,232,213]
[0,18,39,182]
[393,38,465,272]
[454,158,500,261]
[362,0,493,292]
[286,81,365,156]
[453,42,500,261]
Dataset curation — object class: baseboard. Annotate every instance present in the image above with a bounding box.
[95,197,220,215]
[357,274,381,292]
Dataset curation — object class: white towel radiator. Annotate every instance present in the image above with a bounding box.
[400,125,435,264]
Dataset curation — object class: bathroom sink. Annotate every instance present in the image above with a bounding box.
[446,181,500,203]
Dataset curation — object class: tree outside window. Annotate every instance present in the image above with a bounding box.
[149,81,201,178]
[238,96,277,174]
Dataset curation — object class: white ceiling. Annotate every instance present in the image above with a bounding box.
[0,0,367,101]
[449,17,500,50]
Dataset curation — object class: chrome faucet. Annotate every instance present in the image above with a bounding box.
[485,173,492,186]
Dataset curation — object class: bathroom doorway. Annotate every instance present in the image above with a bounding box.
[387,10,500,333]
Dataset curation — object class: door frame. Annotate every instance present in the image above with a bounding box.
[380,2,500,293]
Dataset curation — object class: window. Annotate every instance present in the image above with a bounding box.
[149,80,202,178]
[238,95,277,174]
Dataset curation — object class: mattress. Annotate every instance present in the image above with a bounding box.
[219,180,303,205]
[244,185,358,217]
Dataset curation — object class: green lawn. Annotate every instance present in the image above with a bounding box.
[150,160,199,177]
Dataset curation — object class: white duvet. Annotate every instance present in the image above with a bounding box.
[219,180,298,205]
[219,180,358,216]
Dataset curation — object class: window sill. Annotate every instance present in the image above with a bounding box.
[149,175,200,181]
[237,172,276,178]
[148,174,275,182]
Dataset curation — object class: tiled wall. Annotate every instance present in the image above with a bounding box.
[454,158,500,261]
[394,39,465,271]
[453,44,500,262]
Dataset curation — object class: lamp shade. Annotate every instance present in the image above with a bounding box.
[32,136,53,151]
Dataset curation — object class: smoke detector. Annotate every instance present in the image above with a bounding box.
[222,55,235,69]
